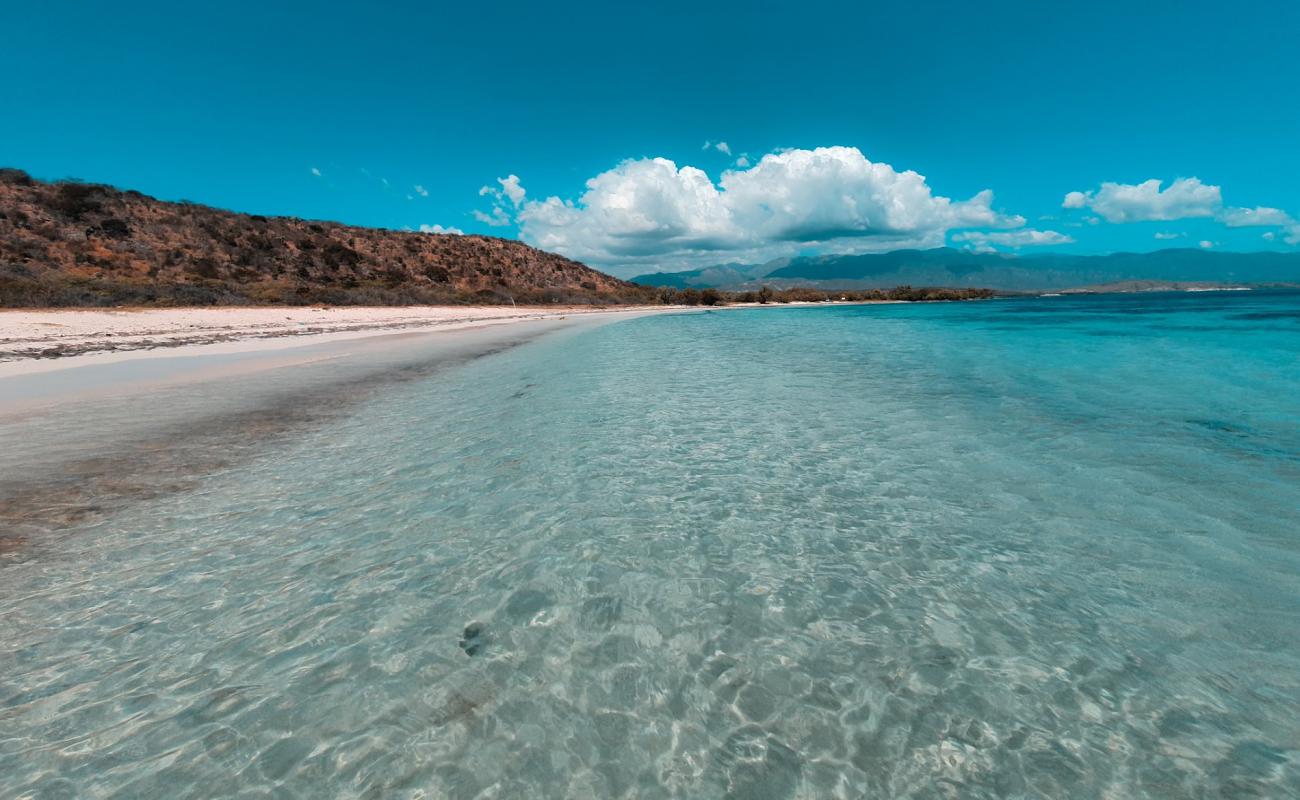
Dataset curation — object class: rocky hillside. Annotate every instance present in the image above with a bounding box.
[0,169,654,307]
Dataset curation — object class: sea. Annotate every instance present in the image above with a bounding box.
[2,290,1298,798]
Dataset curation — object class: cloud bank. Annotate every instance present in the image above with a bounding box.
[1062,178,1221,223]
[952,229,1075,251]
[492,147,1024,270]
[1064,178,1300,244]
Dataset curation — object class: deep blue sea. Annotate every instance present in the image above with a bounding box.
[3,291,1299,798]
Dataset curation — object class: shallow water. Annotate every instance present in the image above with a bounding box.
[2,292,1299,798]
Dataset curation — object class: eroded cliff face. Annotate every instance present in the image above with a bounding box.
[0,169,651,306]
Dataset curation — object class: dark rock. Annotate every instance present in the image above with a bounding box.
[459,622,484,656]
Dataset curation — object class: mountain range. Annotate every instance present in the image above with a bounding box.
[631,248,1300,292]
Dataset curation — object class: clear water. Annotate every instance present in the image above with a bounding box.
[3,292,1299,798]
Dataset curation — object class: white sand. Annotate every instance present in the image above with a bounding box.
[0,305,677,377]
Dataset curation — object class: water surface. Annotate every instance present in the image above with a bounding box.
[2,292,1299,798]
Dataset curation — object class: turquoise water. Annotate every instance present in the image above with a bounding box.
[3,292,1299,798]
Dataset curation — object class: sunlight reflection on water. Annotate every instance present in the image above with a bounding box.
[2,294,1299,798]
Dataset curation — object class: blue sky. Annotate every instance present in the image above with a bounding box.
[5,0,1299,275]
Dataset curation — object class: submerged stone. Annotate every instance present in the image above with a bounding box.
[459,622,485,656]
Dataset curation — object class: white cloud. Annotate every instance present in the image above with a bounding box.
[1062,178,1222,222]
[473,207,512,227]
[735,154,751,168]
[702,140,732,155]
[1219,205,1292,227]
[475,174,526,227]
[512,146,1023,270]
[1261,226,1300,243]
[1064,179,1300,246]
[498,175,526,206]
[419,223,463,235]
[952,229,1075,249]
[414,184,429,197]
[1154,231,1183,240]
[1199,240,1215,249]
[1066,180,1300,247]
[310,167,322,177]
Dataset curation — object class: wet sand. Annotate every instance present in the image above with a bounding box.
[0,309,671,555]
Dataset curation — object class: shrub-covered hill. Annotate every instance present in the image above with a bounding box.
[0,168,657,307]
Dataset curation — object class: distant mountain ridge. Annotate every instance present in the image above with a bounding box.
[631,248,1300,292]
[0,168,650,307]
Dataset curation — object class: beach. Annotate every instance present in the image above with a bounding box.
[0,304,679,373]
[0,305,676,553]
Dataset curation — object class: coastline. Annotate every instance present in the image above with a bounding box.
[0,304,681,374]
[0,310,662,551]
[0,300,901,379]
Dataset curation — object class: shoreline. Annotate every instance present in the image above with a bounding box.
[0,313,639,550]
[0,304,682,377]
[0,300,900,378]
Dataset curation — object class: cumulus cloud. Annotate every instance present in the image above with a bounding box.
[1064,179,1300,246]
[734,155,751,168]
[473,207,512,227]
[498,175,526,206]
[1062,178,1221,222]
[702,140,732,156]
[475,174,526,227]
[1219,205,1292,227]
[419,223,463,235]
[413,184,429,197]
[512,146,1023,270]
[1226,207,1300,244]
[952,229,1075,249]
[310,167,322,177]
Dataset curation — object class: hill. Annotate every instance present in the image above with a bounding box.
[631,247,1300,292]
[0,169,653,307]
[630,261,779,289]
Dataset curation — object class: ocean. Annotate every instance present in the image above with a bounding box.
[2,291,1298,798]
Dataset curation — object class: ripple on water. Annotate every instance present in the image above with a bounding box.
[2,295,1300,797]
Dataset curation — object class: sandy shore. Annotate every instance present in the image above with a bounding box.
[0,313,634,549]
[0,304,677,376]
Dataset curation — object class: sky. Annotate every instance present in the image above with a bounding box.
[5,0,1299,276]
